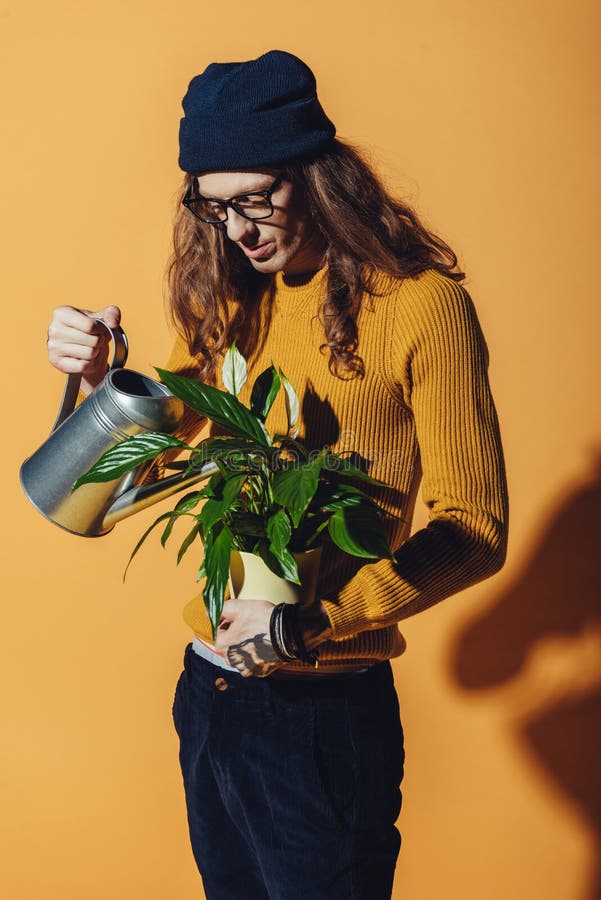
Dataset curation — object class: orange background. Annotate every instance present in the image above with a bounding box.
[2,2,600,898]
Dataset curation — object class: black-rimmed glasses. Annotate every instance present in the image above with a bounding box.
[182,173,284,224]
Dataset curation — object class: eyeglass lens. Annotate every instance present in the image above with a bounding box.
[187,193,274,223]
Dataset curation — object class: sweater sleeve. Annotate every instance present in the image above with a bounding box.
[321,276,509,639]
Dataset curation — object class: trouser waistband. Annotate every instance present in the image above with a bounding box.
[191,636,372,678]
[191,637,240,672]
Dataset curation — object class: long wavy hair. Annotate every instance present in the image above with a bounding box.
[166,138,465,383]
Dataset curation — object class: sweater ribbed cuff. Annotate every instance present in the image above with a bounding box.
[321,562,389,640]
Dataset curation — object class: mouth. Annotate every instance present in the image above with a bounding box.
[240,241,274,260]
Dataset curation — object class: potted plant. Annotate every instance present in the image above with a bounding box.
[74,344,396,636]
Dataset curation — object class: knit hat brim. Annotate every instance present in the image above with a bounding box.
[178,50,336,174]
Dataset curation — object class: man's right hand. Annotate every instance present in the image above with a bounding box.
[46,305,122,395]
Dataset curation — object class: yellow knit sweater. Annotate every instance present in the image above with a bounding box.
[164,267,508,669]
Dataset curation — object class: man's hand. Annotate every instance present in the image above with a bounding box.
[215,598,282,678]
[46,305,122,395]
[214,597,335,677]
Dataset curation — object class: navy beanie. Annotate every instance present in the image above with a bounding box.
[178,49,336,174]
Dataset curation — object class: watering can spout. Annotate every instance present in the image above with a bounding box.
[102,461,218,530]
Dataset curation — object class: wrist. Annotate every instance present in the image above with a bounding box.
[298,602,333,649]
[269,602,332,666]
[81,363,109,395]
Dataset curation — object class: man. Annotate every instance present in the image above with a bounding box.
[47,50,508,900]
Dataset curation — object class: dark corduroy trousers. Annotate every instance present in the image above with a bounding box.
[172,643,405,900]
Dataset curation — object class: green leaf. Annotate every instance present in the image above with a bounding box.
[323,454,390,488]
[314,481,372,511]
[272,450,325,526]
[327,505,393,559]
[155,367,270,446]
[182,470,223,499]
[197,473,247,534]
[228,511,266,538]
[250,365,281,422]
[173,488,207,513]
[160,517,176,548]
[222,473,248,505]
[203,525,233,637]
[194,435,263,461]
[160,490,205,547]
[199,498,227,534]
[123,509,193,581]
[256,543,300,584]
[298,516,330,550]
[278,368,299,437]
[272,436,309,463]
[221,342,247,397]
[72,433,191,489]
[266,508,292,554]
[192,438,273,477]
[177,521,201,564]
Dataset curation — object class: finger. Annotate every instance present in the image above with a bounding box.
[83,306,121,329]
[49,355,100,375]
[81,306,121,328]
[50,306,112,338]
[49,344,102,366]
[47,323,106,350]
[96,305,121,328]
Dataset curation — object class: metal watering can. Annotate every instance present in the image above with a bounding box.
[20,321,215,537]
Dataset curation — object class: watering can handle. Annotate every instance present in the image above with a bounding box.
[50,320,129,433]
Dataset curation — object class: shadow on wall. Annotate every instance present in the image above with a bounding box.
[449,455,601,900]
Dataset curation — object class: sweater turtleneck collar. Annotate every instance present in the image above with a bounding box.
[272,267,327,316]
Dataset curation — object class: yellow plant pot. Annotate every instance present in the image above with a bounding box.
[228,547,322,607]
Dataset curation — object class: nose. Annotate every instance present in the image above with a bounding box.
[225,209,259,244]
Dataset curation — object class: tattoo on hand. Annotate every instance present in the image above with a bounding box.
[226,633,280,677]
